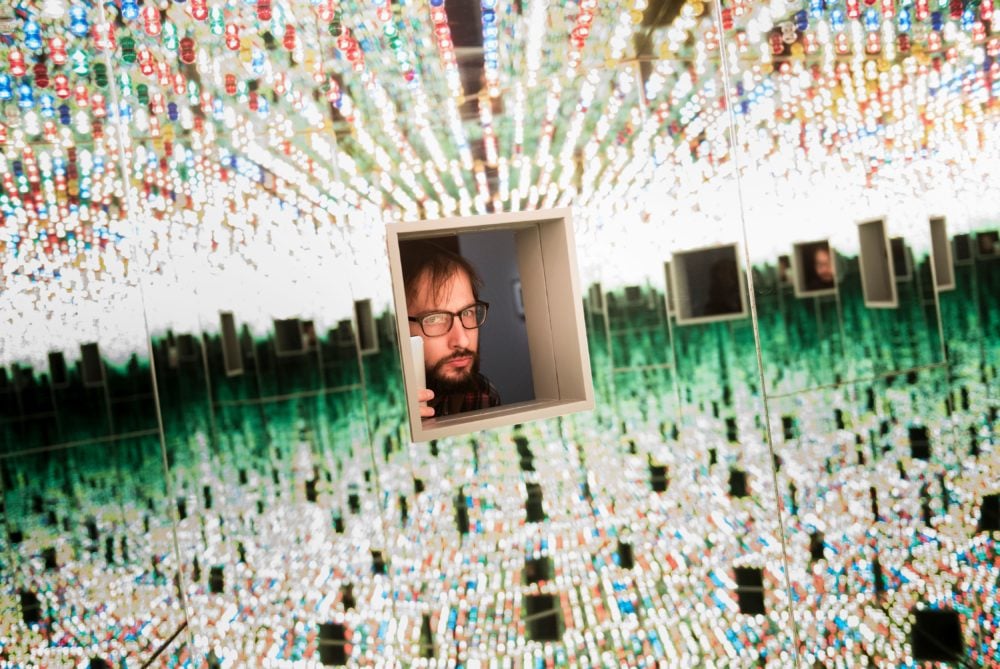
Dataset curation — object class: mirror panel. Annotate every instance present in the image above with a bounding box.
[717,0,1000,664]
[567,55,802,662]
[3,0,999,664]
[0,0,192,654]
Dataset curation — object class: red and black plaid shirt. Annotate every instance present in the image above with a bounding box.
[430,374,501,417]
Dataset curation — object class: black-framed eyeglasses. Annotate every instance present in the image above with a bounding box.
[408,301,489,337]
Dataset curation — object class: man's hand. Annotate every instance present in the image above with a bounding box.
[418,388,435,418]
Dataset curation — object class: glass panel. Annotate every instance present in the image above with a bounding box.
[366,44,800,659]
[716,0,1000,664]
[6,0,997,663]
[130,127,388,662]
[0,1,179,653]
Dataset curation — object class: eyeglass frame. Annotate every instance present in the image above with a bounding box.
[407,300,490,337]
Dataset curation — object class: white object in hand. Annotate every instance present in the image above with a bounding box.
[410,335,426,405]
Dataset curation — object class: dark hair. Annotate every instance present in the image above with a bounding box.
[399,240,482,309]
[801,241,832,288]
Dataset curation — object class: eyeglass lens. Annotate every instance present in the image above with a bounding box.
[422,303,486,336]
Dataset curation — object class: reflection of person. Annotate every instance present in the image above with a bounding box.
[978,232,997,256]
[400,241,501,418]
[803,243,836,291]
[702,257,742,316]
[777,255,791,284]
[302,321,317,350]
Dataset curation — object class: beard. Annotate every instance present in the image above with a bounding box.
[427,348,481,395]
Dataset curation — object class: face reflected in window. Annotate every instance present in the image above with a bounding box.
[801,242,836,292]
[813,247,835,285]
[407,268,482,394]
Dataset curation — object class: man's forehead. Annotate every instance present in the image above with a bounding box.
[410,267,474,311]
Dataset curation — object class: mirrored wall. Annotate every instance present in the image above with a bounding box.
[2,0,998,665]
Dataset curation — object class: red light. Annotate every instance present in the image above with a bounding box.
[9,50,26,77]
[50,37,68,66]
[54,74,71,99]
[142,6,161,36]
[835,33,850,55]
[721,8,734,30]
[180,37,197,63]
[92,94,107,117]
[866,33,880,54]
[33,63,49,88]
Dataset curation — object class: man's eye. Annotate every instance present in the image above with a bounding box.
[423,313,448,326]
[460,307,475,319]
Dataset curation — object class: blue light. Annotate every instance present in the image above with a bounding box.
[897,8,911,32]
[864,8,880,31]
[794,10,808,31]
[24,20,44,50]
[251,50,266,75]
[961,8,974,30]
[40,94,55,118]
[17,83,34,109]
[122,0,140,21]
[830,8,845,31]
[69,4,89,37]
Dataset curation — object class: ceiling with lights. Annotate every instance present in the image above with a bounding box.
[0,0,998,363]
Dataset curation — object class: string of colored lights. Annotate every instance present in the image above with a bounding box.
[1,0,999,354]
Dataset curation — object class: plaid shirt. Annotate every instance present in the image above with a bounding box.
[430,374,501,417]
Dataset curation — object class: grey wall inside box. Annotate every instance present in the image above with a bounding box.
[929,218,955,290]
[792,243,808,294]
[890,237,912,280]
[858,220,897,306]
[220,312,243,376]
[514,224,560,401]
[458,230,535,404]
[354,299,378,353]
[673,245,744,321]
[536,218,588,399]
[663,262,674,314]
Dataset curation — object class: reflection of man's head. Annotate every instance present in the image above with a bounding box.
[812,245,835,285]
[401,241,485,394]
[778,256,790,283]
[980,233,996,255]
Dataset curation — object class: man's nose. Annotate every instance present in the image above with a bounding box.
[447,315,470,348]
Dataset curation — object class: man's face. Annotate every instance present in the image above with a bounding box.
[981,234,996,255]
[814,248,835,284]
[407,268,480,392]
